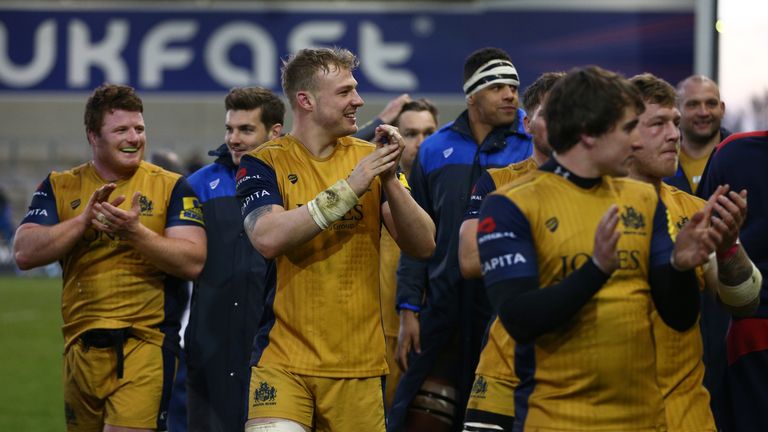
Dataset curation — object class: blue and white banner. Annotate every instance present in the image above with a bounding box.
[0,6,694,94]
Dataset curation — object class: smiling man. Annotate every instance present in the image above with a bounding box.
[664,75,730,194]
[236,47,435,432]
[14,84,207,432]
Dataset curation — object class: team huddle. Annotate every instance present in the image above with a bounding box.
[13,45,768,432]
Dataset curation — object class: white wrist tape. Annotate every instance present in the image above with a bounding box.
[245,419,307,432]
[717,261,763,307]
[306,179,359,230]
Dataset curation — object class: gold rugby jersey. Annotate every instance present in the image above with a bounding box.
[486,158,538,190]
[238,134,388,377]
[678,150,709,194]
[654,183,715,431]
[482,170,672,431]
[20,160,204,350]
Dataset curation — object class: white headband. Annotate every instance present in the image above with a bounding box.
[462,59,520,97]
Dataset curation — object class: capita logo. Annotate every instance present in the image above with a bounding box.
[241,189,271,211]
[253,381,277,406]
[70,199,81,210]
[482,252,527,274]
[288,173,298,184]
[25,208,48,218]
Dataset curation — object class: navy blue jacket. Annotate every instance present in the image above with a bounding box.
[184,144,270,432]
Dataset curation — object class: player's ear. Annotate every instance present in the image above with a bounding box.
[523,115,531,134]
[581,133,596,148]
[86,130,97,147]
[268,123,283,140]
[296,91,313,111]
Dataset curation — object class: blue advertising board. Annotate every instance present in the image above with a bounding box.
[0,6,693,94]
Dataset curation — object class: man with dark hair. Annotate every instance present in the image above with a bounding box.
[664,75,730,194]
[459,71,564,279]
[14,84,206,432]
[392,99,439,178]
[629,72,759,432]
[477,66,721,430]
[389,47,532,432]
[237,47,434,432]
[184,87,284,432]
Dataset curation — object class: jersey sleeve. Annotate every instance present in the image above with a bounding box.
[649,199,674,267]
[236,154,283,217]
[20,175,59,226]
[166,177,205,228]
[464,170,498,221]
[478,194,538,286]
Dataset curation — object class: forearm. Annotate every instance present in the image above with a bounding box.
[458,219,481,279]
[489,260,609,344]
[13,219,86,269]
[123,225,206,280]
[718,246,754,285]
[245,205,322,259]
[649,262,700,331]
[383,176,435,259]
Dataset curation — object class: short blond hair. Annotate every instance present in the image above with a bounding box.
[281,47,359,108]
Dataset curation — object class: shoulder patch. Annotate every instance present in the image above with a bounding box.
[180,197,204,224]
